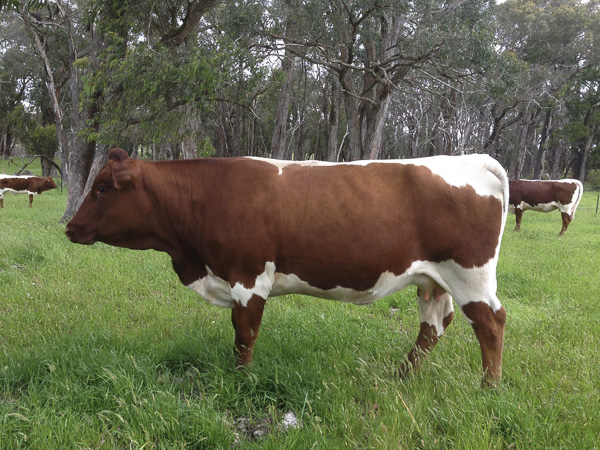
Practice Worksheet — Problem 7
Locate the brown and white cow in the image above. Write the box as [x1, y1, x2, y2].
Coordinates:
[66, 148, 509, 385]
[0, 175, 58, 208]
[508, 179, 583, 236]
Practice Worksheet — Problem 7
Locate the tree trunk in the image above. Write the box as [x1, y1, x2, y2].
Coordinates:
[364, 97, 390, 159]
[533, 109, 552, 179]
[271, 49, 296, 159]
[82, 144, 109, 196]
[512, 114, 536, 179]
[20, 8, 69, 191]
[343, 94, 363, 161]
[59, 1, 101, 222]
[576, 122, 597, 182]
[325, 77, 342, 162]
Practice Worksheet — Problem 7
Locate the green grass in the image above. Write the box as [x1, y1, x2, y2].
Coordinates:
[1, 187, 599, 448]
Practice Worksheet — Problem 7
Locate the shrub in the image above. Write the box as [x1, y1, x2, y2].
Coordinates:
[587, 169, 600, 190]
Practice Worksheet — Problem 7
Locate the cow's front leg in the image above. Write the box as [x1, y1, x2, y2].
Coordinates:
[0, 197, 3, 208]
[461, 301, 506, 387]
[231, 294, 267, 367]
[514, 208, 523, 231]
[399, 291, 454, 377]
[28, 194, 34, 208]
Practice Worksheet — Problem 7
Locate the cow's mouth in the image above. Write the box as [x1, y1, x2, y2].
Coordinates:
[65, 225, 96, 245]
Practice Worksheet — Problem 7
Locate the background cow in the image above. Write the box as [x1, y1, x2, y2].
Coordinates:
[0, 175, 58, 208]
[66, 148, 509, 386]
[508, 179, 583, 235]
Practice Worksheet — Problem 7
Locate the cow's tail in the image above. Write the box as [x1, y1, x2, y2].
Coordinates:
[570, 179, 584, 219]
[483, 155, 510, 233]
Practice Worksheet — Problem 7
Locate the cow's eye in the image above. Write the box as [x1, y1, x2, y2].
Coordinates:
[97, 186, 107, 194]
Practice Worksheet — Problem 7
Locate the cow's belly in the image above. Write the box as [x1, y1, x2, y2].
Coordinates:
[186, 260, 478, 308]
[268, 270, 415, 305]
[520, 201, 558, 213]
[0, 188, 36, 196]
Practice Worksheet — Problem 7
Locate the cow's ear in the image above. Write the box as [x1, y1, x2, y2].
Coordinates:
[108, 148, 129, 163]
[111, 161, 140, 190]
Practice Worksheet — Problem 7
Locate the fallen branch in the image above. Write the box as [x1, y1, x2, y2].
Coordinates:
[7, 155, 62, 176]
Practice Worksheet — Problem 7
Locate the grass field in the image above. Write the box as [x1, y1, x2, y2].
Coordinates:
[1, 163, 599, 448]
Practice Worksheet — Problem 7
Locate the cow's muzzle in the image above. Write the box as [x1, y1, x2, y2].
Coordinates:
[65, 224, 96, 245]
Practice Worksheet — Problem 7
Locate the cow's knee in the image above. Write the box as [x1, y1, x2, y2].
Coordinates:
[231, 295, 267, 367]
[400, 292, 454, 378]
[461, 301, 506, 387]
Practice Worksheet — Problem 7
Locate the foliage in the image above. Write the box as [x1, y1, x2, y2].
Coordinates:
[22, 124, 58, 158]
[586, 169, 600, 190]
[83, 41, 219, 145]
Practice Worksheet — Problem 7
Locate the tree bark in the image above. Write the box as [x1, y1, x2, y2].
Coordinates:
[576, 122, 597, 182]
[19, 8, 69, 190]
[325, 77, 342, 161]
[271, 49, 297, 159]
[533, 109, 552, 179]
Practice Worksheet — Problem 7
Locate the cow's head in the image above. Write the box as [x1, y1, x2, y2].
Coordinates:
[38, 177, 58, 193]
[65, 148, 158, 250]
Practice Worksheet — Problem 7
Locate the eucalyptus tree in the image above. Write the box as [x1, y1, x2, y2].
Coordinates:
[493, 0, 600, 179]
[263, 0, 497, 160]
[0, 45, 36, 157]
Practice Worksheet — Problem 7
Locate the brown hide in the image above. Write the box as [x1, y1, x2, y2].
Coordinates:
[66, 150, 502, 291]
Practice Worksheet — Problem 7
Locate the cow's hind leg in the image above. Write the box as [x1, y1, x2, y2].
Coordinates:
[28, 194, 34, 208]
[231, 294, 267, 367]
[559, 212, 571, 236]
[399, 291, 454, 378]
[461, 301, 506, 387]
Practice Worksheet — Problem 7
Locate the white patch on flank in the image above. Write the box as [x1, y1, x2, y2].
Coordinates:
[187, 258, 501, 316]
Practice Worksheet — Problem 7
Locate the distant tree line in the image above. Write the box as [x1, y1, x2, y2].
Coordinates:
[0, 0, 599, 220]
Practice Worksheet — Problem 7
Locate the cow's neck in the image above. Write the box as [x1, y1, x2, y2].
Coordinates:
[144, 159, 211, 284]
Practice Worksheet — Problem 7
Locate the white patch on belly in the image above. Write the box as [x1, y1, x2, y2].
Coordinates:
[418, 292, 454, 337]
[519, 201, 558, 213]
[187, 267, 234, 307]
[187, 258, 501, 313]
